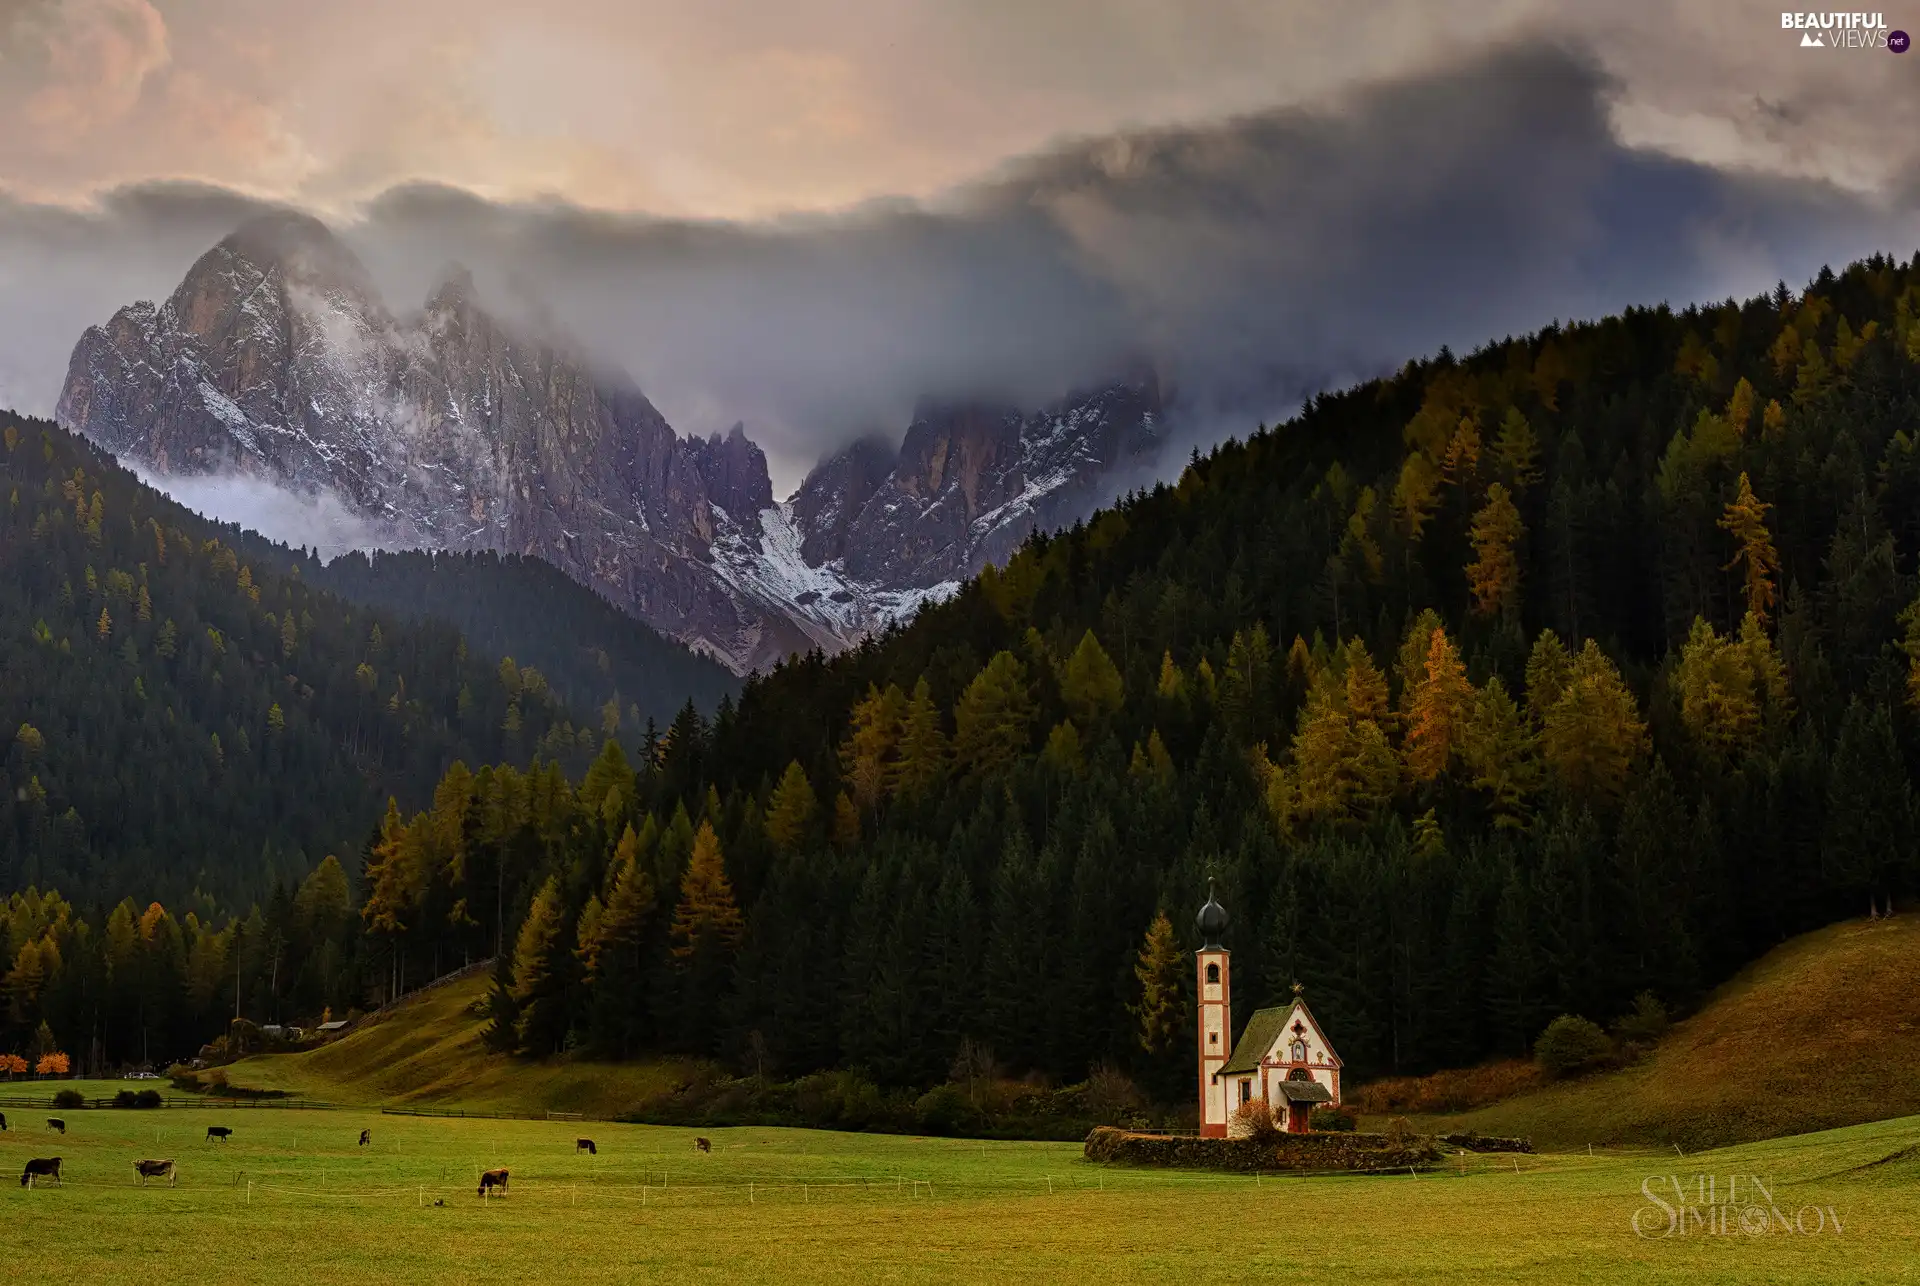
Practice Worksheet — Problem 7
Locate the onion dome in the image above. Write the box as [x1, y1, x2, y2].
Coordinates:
[1195, 879, 1229, 949]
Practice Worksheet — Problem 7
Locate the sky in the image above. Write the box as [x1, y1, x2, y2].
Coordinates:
[2, 0, 1919, 491]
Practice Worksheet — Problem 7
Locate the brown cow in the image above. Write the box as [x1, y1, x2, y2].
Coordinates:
[478, 1168, 510, 1197]
[20, 1157, 61, 1187]
[46, 1118, 65, 1134]
[694, 1137, 712, 1154]
[133, 1159, 176, 1187]
[575, 1138, 596, 1155]
[358, 1129, 371, 1147]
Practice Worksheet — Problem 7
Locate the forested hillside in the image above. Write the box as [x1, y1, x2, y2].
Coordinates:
[346, 254, 1920, 1099]
[307, 549, 738, 725]
[0, 413, 607, 908]
[16, 256, 1920, 1091]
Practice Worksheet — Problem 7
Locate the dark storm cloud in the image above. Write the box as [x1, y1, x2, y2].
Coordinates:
[1, 42, 1911, 490]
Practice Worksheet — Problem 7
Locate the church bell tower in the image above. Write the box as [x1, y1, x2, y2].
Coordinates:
[1195, 881, 1231, 1138]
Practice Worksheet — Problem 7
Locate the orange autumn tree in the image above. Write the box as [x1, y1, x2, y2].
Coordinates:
[1403, 627, 1475, 783]
[1718, 472, 1782, 628]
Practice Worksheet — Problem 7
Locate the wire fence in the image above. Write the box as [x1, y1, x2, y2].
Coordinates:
[0, 1095, 344, 1111]
[380, 1106, 606, 1123]
[13, 1155, 1581, 1209]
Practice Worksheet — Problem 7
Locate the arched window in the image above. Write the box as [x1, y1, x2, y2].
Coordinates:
[1287, 1067, 1313, 1082]
[1205, 962, 1220, 984]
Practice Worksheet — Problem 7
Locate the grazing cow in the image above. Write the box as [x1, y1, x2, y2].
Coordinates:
[694, 1137, 712, 1154]
[477, 1168, 510, 1197]
[206, 1126, 232, 1143]
[358, 1129, 371, 1147]
[575, 1138, 596, 1155]
[0, 1111, 7, 1130]
[20, 1158, 61, 1187]
[46, 1118, 65, 1134]
[133, 1159, 176, 1187]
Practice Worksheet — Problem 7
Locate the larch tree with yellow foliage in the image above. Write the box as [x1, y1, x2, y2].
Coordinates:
[667, 821, 745, 1052]
[1718, 472, 1781, 628]
[764, 760, 818, 854]
[1539, 639, 1649, 804]
[839, 683, 906, 812]
[1467, 483, 1524, 618]
[1402, 627, 1475, 783]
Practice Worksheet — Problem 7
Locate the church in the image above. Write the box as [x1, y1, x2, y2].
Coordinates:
[1194, 885, 1345, 1137]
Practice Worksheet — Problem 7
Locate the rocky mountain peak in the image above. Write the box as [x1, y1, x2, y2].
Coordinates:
[59, 217, 1171, 675]
[693, 423, 775, 528]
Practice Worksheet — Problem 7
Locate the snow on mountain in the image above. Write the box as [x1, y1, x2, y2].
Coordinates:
[57, 213, 1167, 675]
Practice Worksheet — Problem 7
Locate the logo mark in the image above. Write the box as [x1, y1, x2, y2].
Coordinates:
[1891, 28, 1911, 50]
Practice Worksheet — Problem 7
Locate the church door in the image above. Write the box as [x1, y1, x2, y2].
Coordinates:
[1287, 1100, 1311, 1133]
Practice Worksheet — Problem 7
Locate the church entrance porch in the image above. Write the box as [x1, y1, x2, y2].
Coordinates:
[1274, 1079, 1332, 1132]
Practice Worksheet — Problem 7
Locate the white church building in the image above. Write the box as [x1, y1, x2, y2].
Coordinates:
[1195, 884, 1344, 1137]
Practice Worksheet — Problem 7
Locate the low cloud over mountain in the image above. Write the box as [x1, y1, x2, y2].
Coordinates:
[4, 40, 1914, 493]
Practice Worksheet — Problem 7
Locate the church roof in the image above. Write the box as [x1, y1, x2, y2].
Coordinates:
[1219, 1006, 1291, 1076]
[1274, 1080, 1332, 1104]
[1217, 998, 1344, 1077]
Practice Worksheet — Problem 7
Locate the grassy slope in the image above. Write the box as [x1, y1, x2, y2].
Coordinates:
[6, 1103, 1918, 1283]
[226, 975, 692, 1118]
[244, 913, 1920, 1152]
[1403, 915, 1920, 1150]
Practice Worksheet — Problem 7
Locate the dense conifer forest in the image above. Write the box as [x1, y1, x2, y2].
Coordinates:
[426, 255, 1920, 1096]
[0, 414, 623, 910]
[11, 255, 1920, 1088]
[305, 550, 737, 727]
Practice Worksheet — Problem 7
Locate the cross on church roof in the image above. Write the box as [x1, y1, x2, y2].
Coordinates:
[1291, 981, 1304, 997]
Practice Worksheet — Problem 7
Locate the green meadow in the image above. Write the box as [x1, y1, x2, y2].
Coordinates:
[4, 1102, 1916, 1284]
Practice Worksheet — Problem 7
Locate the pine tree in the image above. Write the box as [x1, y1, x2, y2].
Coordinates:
[508, 876, 569, 1055]
[1718, 472, 1781, 628]
[764, 761, 818, 854]
[1899, 592, 1920, 711]
[831, 792, 861, 850]
[1822, 700, 1915, 910]
[1458, 676, 1541, 832]
[1130, 911, 1185, 1062]
[1467, 484, 1524, 618]
[839, 684, 906, 811]
[1042, 720, 1084, 775]
[1540, 640, 1648, 805]
[952, 651, 1035, 779]
[1059, 630, 1125, 726]
[585, 825, 656, 1057]
[1673, 614, 1791, 757]
[893, 677, 949, 801]
[1402, 627, 1474, 783]
[1493, 407, 1541, 494]
[667, 821, 744, 1051]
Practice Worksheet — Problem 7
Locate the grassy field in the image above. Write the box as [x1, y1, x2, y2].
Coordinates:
[226, 975, 691, 1116]
[4, 1102, 1917, 1283]
[1405, 915, 1920, 1151]
[1, 1078, 201, 1105]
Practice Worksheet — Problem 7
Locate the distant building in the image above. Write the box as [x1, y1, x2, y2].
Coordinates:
[1194, 884, 1344, 1137]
